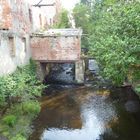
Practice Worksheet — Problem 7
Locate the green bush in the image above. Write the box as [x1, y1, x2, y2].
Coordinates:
[0, 60, 44, 139]
[0, 60, 45, 106]
[135, 86, 140, 94]
[52, 9, 71, 28]
[11, 134, 26, 140]
[3, 115, 17, 127]
[88, 1, 140, 85]
[0, 76, 16, 106]
[22, 101, 41, 116]
[74, 0, 140, 86]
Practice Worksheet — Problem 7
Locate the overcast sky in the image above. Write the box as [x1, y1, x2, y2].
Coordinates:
[61, 0, 80, 10]
[27, 0, 80, 10]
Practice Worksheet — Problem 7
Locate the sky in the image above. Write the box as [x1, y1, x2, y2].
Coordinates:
[27, 0, 80, 10]
[60, 0, 80, 10]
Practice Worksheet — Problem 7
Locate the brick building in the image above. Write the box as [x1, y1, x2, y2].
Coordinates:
[31, 29, 84, 83]
[0, 0, 32, 75]
[0, 0, 83, 82]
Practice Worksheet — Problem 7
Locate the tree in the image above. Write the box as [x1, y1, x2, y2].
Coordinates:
[53, 9, 71, 28]
[73, 0, 140, 85]
[81, 0, 92, 7]
[89, 0, 140, 85]
[73, 4, 92, 48]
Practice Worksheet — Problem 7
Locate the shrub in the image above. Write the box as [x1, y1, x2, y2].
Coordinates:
[88, 1, 140, 85]
[22, 101, 41, 116]
[135, 85, 140, 94]
[0, 60, 45, 106]
[74, 0, 140, 86]
[0, 76, 16, 106]
[0, 60, 44, 139]
[11, 134, 26, 140]
[3, 115, 17, 127]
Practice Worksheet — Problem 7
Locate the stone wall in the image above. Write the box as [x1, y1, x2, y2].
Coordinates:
[36, 61, 85, 84]
[75, 60, 85, 84]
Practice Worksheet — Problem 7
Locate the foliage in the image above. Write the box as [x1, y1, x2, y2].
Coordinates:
[135, 86, 140, 94]
[53, 9, 71, 28]
[11, 134, 26, 140]
[0, 60, 44, 139]
[81, 0, 92, 6]
[73, 0, 140, 85]
[3, 115, 17, 127]
[89, 0, 140, 85]
[73, 4, 92, 48]
[0, 103, 38, 139]
[0, 60, 45, 107]
[22, 101, 41, 116]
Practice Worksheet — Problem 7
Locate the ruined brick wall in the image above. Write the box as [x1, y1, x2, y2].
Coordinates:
[38, 0, 62, 27]
[11, 0, 32, 34]
[0, 0, 32, 34]
[32, 7, 48, 31]
[0, 0, 32, 76]
[0, 0, 12, 29]
[0, 32, 31, 76]
[53, 0, 62, 24]
[31, 36, 81, 61]
[31, 0, 62, 29]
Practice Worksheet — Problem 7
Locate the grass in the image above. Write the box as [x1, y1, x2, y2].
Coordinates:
[0, 101, 40, 140]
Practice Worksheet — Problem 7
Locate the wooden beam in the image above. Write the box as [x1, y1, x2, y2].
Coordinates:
[32, 3, 55, 7]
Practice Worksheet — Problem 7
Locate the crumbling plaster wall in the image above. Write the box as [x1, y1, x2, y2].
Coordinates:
[0, 33, 31, 76]
[0, 0, 32, 76]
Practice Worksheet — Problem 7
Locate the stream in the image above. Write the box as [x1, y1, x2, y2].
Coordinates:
[30, 86, 140, 140]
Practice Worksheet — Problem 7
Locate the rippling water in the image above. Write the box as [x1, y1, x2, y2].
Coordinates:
[30, 87, 140, 140]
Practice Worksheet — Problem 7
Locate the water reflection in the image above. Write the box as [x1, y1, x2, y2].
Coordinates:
[30, 87, 140, 140]
[41, 106, 106, 140]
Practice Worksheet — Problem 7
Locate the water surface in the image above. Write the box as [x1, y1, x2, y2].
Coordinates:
[30, 86, 140, 140]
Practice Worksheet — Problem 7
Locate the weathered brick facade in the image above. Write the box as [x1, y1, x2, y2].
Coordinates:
[0, 0, 32, 33]
[31, 29, 82, 62]
[0, 0, 32, 75]
[34, 0, 62, 27]
[0, 0, 12, 29]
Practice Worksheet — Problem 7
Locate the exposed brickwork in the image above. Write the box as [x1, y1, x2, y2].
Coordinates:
[31, 36, 81, 62]
[0, 0, 32, 34]
[0, 0, 12, 29]
[0, 0, 32, 76]
[53, 0, 62, 24]
[39, 0, 62, 27]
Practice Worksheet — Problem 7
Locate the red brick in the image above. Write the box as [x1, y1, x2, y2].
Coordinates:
[31, 35, 81, 62]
